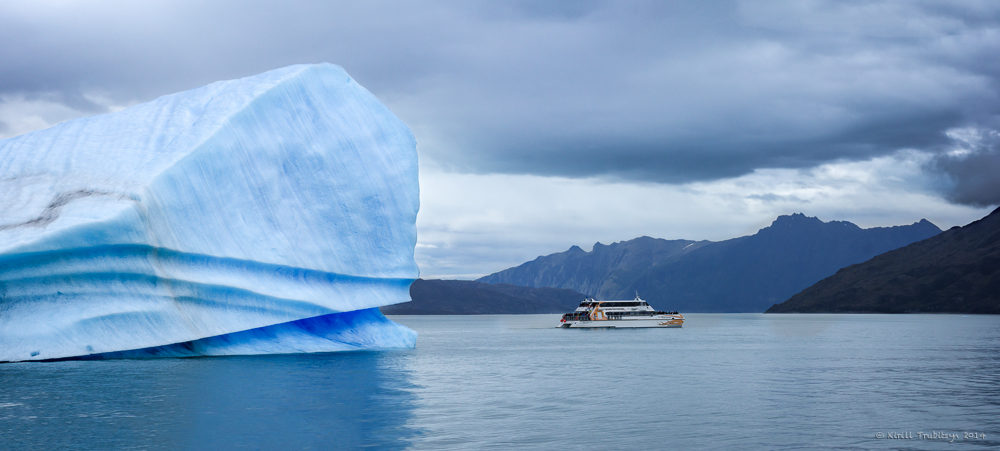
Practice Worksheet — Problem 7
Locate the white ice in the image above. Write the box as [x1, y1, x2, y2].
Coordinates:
[0, 64, 419, 362]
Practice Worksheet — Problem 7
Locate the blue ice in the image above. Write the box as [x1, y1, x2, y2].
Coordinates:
[0, 64, 419, 362]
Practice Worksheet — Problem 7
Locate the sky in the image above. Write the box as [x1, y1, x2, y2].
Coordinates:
[1, 0, 998, 278]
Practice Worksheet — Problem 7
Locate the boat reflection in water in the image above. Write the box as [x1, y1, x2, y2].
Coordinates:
[559, 293, 683, 328]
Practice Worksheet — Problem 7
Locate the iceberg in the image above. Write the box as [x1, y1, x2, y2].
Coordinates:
[0, 64, 419, 362]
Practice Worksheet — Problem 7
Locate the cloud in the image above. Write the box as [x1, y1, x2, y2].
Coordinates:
[415, 151, 991, 278]
[1, 0, 998, 261]
[2, 2, 998, 191]
[409, 3, 998, 167]
[929, 126, 1000, 206]
[0, 93, 128, 140]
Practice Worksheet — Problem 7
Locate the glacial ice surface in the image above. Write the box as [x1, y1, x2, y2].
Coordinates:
[61, 308, 418, 361]
[0, 64, 419, 362]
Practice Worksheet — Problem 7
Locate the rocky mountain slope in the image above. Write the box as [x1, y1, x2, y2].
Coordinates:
[478, 236, 709, 299]
[379, 279, 587, 315]
[479, 214, 942, 312]
[767, 207, 1000, 313]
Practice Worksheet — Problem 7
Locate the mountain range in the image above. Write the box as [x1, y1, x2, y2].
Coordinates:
[767, 207, 1000, 313]
[380, 279, 586, 315]
[478, 214, 942, 312]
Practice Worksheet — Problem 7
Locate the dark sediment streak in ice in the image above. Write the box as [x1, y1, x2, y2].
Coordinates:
[42, 308, 415, 361]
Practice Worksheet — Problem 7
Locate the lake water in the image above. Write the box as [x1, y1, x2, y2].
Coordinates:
[2, 314, 998, 450]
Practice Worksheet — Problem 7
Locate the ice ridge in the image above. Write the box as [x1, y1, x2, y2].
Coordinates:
[0, 64, 419, 362]
[48, 308, 417, 361]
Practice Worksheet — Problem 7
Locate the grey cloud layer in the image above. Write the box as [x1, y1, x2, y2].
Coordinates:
[1, 0, 998, 204]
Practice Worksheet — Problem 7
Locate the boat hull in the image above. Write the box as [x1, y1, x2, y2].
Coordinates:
[559, 317, 683, 328]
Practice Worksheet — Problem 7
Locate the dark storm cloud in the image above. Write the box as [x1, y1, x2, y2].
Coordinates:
[930, 126, 1000, 207]
[1, 0, 998, 204]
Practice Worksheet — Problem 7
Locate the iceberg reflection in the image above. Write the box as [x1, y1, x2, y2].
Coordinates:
[0, 351, 422, 450]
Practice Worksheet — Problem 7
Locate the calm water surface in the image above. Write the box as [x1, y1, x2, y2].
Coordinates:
[1, 314, 998, 450]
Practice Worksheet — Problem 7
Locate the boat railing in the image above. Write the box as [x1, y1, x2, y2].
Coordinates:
[562, 310, 681, 321]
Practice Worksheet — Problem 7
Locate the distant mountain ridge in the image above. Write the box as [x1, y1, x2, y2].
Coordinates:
[379, 279, 586, 315]
[767, 207, 1000, 314]
[478, 214, 942, 312]
[477, 236, 711, 300]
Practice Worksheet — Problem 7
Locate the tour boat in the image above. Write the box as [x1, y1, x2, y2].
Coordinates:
[558, 293, 683, 328]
